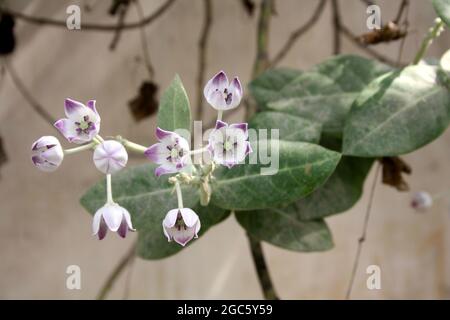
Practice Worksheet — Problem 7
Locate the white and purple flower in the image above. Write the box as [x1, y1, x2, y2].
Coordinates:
[144, 128, 191, 177]
[203, 71, 242, 110]
[31, 136, 64, 172]
[162, 208, 200, 246]
[93, 140, 128, 174]
[411, 191, 433, 211]
[92, 203, 135, 240]
[54, 98, 101, 144]
[208, 120, 252, 168]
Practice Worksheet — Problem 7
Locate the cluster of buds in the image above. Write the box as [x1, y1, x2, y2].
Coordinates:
[31, 71, 252, 247]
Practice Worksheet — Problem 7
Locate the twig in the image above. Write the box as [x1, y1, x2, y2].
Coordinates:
[246, 0, 272, 120]
[331, 0, 342, 55]
[122, 246, 137, 299]
[97, 241, 137, 300]
[394, 0, 409, 24]
[0, 0, 176, 32]
[247, 234, 279, 300]
[3, 59, 56, 126]
[195, 0, 213, 122]
[109, 3, 129, 50]
[339, 24, 401, 66]
[134, 0, 155, 79]
[396, 1, 410, 66]
[345, 162, 381, 300]
[270, 0, 326, 67]
[251, 0, 272, 79]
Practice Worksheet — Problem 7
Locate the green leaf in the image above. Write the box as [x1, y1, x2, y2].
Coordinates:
[249, 111, 322, 143]
[157, 74, 191, 133]
[265, 55, 391, 137]
[210, 140, 341, 210]
[248, 68, 303, 108]
[235, 206, 333, 252]
[343, 65, 450, 157]
[80, 164, 229, 260]
[433, 0, 450, 26]
[296, 156, 373, 220]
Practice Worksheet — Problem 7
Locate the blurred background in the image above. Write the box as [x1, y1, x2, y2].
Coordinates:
[1, 0, 450, 299]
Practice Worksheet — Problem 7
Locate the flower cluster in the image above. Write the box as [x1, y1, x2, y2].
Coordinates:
[31, 71, 251, 247]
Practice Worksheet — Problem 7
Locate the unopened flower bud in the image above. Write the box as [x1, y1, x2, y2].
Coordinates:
[31, 136, 64, 172]
[93, 140, 128, 174]
[411, 191, 433, 211]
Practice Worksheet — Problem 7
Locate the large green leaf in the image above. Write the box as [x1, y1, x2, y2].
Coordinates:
[80, 164, 229, 260]
[248, 68, 303, 108]
[296, 156, 373, 220]
[235, 206, 333, 252]
[249, 111, 322, 143]
[157, 74, 191, 132]
[433, 0, 450, 26]
[211, 140, 341, 210]
[343, 65, 450, 157]
[265, 55, 391, 137]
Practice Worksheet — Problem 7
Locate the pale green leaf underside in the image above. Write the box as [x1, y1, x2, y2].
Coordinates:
[157, 74, 192, 132]
[211, 140, 341, 210]
[433, 0, 450, 26]
[80, 164, 229, 259]
[248, 68, 303, 108]
[236, 206, 333, 252]
[249, 111, 322, 143]
[262, 55, 391, 137]
[343, 65, 450, 157]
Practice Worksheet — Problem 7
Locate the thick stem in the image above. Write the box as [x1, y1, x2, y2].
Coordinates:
[247, 234, 279, 300]
[246, 0, 272, 120]
[106, 174, 113, 204]
[175, 181, 184, 209]
[120, 138, 147, 154]
[64, 142, 97, 155]
[412, 18, 445, 65]
[195, 0, 213, 122]
[96, 241, 137, 300]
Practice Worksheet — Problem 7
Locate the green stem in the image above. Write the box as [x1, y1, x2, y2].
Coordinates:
[64, 141, 97, 155]
[412, 18, 445, 65]
[118, 137, 147, 154]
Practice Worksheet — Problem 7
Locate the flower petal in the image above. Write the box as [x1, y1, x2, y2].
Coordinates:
[117, 218, 128, 238]
[204, 70, 228, 97]
[229, 77, 243, 99]
[122, 207, 135, 231]
[86, 100, 100, 117]
[180, 208, 199, 228]
[97, 218, 108, 240]
[155, 164, 177, 177]
[155, 127, 173, 140]
[215, 120, 228, 130]
[172, 228, 196, 247]
[163, 209, 179, 228]
[101, 205, 123, 232]
[64, 98, 86, 119]
[54, 118, 88, 144]
[92, 210, 103, 235]
[144, 143, 167, 163]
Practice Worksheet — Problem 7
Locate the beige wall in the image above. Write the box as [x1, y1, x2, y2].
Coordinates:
[1, 0, 450, 299]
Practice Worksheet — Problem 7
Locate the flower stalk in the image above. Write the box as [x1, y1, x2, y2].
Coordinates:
[412, 18, 445, 65]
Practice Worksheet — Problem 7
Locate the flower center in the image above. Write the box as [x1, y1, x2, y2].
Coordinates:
[75, 115, 95, 135]
[166, 143, 185, 163]
[175, 212, 187, 231]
